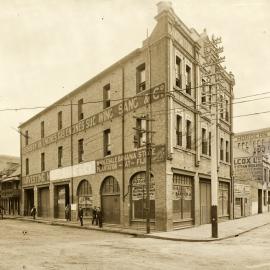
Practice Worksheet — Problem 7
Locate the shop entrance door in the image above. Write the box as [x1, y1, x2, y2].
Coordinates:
[38, 187, 50, 218]
[24, 189, 34, 216]
[55, 185, 70, 219]
[101, 177, 120, 224]
[200, 181, 211, 224]
[258, 189, 262, 214]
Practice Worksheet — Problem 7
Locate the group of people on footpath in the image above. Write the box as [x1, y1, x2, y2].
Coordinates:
[77, 206, 103, 228]
[29, 204, 103, 228]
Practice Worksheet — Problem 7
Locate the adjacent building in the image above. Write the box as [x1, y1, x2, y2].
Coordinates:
[0, 156, 21, 215]
[19, 2, 235, 231]
[234, 128, 270, 218]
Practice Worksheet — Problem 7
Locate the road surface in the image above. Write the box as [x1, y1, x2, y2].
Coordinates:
[0, 219, 270, 270]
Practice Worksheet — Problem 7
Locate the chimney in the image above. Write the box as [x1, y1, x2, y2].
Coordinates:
[157, 1, 173, 14]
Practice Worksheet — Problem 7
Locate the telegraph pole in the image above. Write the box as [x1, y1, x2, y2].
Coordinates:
[133, 114, 154, 234]
[203, 35, 226, 238]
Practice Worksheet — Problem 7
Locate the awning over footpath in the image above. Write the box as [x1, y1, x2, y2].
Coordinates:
[0, 166, 20, 183]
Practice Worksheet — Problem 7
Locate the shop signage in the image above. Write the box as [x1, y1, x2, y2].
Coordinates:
[22, 83, 165, 154]
[0, 189, 20, 198]
[132, 177, 155, 201]
[234, 183, 251, 196]
[96, 144, 166, 173]
[50, 161, 96, 181]
[234, 156, 263, 181]
[172, 186, 192, 200]
[22, 171, 50, 186]
[78, 196, 93, 207]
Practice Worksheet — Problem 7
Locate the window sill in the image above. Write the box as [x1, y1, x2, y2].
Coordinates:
[173, 218, 193, 223]
[174, 146, 196, 155]
[220, 161, 231, 166]
[201, 154, 211, 160]
[173, 86, 195, 103]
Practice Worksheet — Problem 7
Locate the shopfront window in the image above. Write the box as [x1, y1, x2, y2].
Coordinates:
[130, 172, 155, 220]
[172, 174, 193, 221]
[77, 180, 92, 217]
[218, 182, 229, 217]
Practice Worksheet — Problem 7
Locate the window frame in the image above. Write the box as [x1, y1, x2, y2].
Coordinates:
[136, 63, 146, 93]
[104, 129, 111, 156]
[78, 139, 84, 163]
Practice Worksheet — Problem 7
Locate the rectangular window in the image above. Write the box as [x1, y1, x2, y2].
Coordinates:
[264, 168, 267, 182]
[136, 119, 146, 148]
[172, 174, 193, 221]
[175, 56, 182, 88]
[25, 158, 29, 175]
[104, 129, 111, 156]
[103, 84, 111, 109]
[41, 152, 45, 172]
[41, 121, 45, 138]
[78, 139, 84, 163]
[225, 99, 229, 121]
[226, 141, 229, 162]
[220, 95, 224, 119]
[176, 115, 182, 146]
[78, 98, 84, 121]
[185, 65, 191, 95]
[209, 132, 211, 156]
[25, 130, 29, 146]
[220, 138, 224, 161]
[201, 79, 206, 104]
[202, 128, 208, 155]
[186, 120, 192, 149]
[58, 146, 63, 168]
[264, 190, 267, 206]
[58, 111, 63, 130]
[136, 63, 146, 93]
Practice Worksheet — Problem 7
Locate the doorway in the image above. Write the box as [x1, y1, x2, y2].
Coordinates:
[24, 189, 34, 216]
[258, 189, 262, 214]
[101, 176, 120, 224]
[200, 181, 211, 224]
[55, 184, 70, 219]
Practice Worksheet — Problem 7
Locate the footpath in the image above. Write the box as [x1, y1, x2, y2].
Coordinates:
[3, 212, 270, 242]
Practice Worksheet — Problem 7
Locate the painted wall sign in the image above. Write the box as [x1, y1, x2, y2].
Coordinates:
[22, 83, 165, 154]
[234, 156, 263, 181]
[22, 171, 50, 186]
[96, 144, 166, 173]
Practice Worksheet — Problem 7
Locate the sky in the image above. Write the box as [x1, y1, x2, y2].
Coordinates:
[0, 0, 270, 156]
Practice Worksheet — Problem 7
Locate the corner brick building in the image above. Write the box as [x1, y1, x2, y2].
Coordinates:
[19, 2, 234, 231]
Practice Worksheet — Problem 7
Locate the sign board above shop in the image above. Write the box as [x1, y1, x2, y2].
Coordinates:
[96, 145, 166, 173]
[22, 83, 165, 154]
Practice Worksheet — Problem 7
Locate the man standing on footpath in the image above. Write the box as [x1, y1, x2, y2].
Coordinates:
[97, 207, 103, 228]
[78, 207, 84, 226]
[92, 206, 97, 225]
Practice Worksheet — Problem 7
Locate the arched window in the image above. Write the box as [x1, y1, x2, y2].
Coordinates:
[77, 180, 92, 217]
[130, 172, 155, 220]
[101, 176, 120, 195]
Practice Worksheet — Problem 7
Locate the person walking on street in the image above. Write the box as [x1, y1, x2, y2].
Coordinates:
[97, 207, 103, 228]
[78, 207, 83, 226]
[31, 206, 36, 220]
[92, 206, 97, 225]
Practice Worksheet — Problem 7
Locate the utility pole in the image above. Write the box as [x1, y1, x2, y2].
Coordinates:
[133, 114, 154, 234]
[203, 35, 226, 238]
